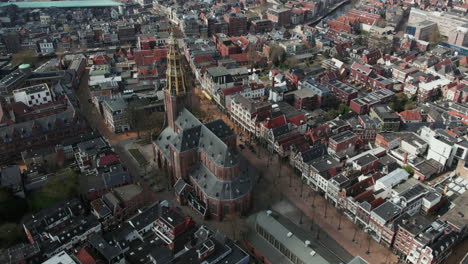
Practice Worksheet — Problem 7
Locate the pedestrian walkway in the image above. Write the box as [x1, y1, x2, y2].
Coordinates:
[241, 143, 399, 264]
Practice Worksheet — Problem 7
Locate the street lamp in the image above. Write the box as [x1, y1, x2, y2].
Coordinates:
[352, 227, 357, 243]
[337, 209, 343, 230]
[364, 228, 371, 255]
[324, 201, 328, 219]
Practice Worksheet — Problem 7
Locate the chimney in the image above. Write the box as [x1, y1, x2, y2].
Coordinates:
[305, 240, 311, 247]
[403, 152, 408, 164]
[272, 76, 275, 88]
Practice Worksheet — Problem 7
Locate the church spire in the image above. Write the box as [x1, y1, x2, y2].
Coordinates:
[166, 32, 186, 96]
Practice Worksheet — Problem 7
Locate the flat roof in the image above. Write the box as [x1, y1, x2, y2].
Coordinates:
[0, 0, 123, 8]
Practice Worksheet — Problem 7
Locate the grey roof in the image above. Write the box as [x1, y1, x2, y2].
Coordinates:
[354, 153, 378, 166]
[372, 201, 402, 222]
[104, 97, 128, 112]
[0, 165, 22, 189]
[301, 144, 327, 163]
[399, 183, 428, 202]
[175, 108, 202, 130]
[206, 66, 230, 78]
[253, 211, 331, 264]
[99, 164, 131, 189]
[190, 160, 253, 201]
[0, 106, 76, 139]
[76, 137, 108, 155]
[308, 155, 340, 174]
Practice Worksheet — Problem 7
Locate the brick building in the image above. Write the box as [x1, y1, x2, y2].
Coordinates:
[224, 13, 247, 36]
[154, 34, 253, 221]
[267, 5, 292, 27]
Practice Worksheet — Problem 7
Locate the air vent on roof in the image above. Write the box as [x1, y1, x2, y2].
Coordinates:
[287, 232, 293, 238]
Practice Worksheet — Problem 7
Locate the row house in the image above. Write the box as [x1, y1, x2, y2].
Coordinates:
[273, 130, 309, 158]
[347, 153, 380, 175]
[392, 63, 419, 83]
[43, 216, 102, 258]
[368, 200, 403, 247]
[201, 66, 236, 99]
[369, 105, 400, 132]
[338, 174, 383, 224]
[350, 88, 395, 114]
[303, 155, 341, 194]
[391, 183, 429, 216]
[229, 94, 272, 136]
[350, 62, 373, 86]
[328, 130, 359, 160]
[326, 174, 351, 206]
[289, 144, 327, 176]
[305, 124, 332, 145]
[393, 214, 432, 258]
[321, 79, 358, 104]
[298, 78, 332, 106]
[406, 220, 459, 264]
[346, 115, 378, 144]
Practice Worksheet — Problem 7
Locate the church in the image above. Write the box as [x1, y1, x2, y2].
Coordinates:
[153, 33, 253, 221]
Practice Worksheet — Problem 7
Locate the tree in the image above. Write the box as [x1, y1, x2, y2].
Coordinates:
[127, 105, 145, 138]
[402, 165, 414, 175]
[0, 223, 26, 248]
[269, 44, 286, 67]
[324, 110, 339, 121]
[429, 29, 442, 44]
[229, 215, 248, 241]
[11, 50, 38, 66]
[0, 188, 28, 222]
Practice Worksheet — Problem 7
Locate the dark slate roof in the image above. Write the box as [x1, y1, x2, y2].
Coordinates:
[204, 119, 234, 139]
[128, 202, 161, 232]
[431, 231, 460, 257]
[99, 164, 131, 189]
[155, 108, 239, 168]
[174, 178, 189, 195]
[308, 155, 340, 173]
[175, 108, 202, 130]
[156, 127, 178, 159]
[190, 160, 253, 201]
[272, 124, 290, 138]
[301, 144, 327, 164]
[89, 234, 123, 261]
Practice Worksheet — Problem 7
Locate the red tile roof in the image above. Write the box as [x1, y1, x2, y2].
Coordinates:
[263, 115, 287, 129]
[75, 248, 96, 264]
[399, 109, 422, 121]
[99, 154, 119, 167]
[287, 113, 306, 126]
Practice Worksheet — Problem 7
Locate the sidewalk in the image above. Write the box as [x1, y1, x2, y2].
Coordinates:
[241, 142, 399, 264]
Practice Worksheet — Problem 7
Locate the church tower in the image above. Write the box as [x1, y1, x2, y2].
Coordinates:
[164, 32, 190, 130]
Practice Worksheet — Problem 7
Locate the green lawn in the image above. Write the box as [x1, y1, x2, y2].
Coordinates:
[28, 168, 79, 211]
[129, 148, 149, 166]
